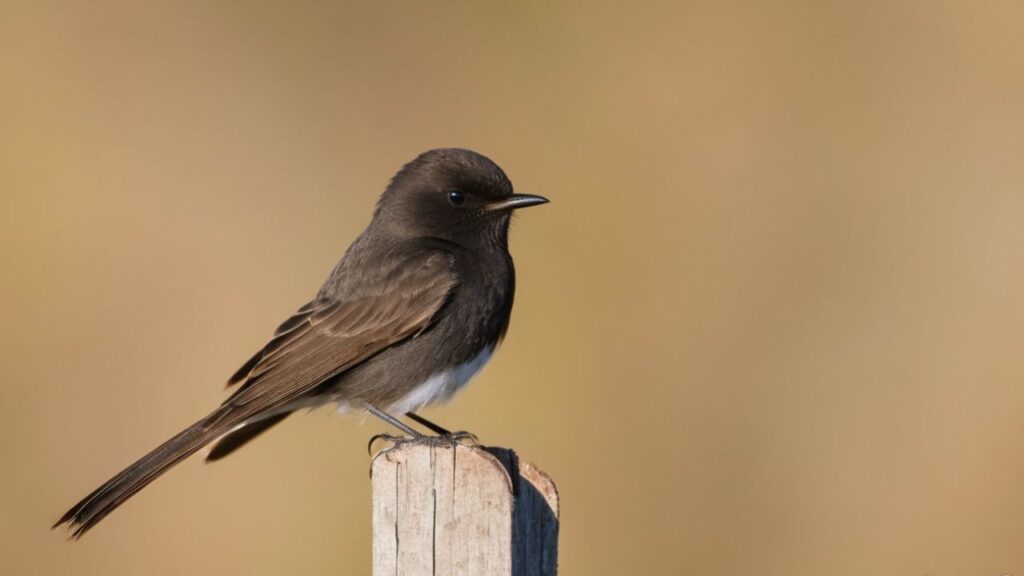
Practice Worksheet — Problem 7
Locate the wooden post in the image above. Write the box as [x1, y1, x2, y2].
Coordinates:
[371, 439, 559, 576]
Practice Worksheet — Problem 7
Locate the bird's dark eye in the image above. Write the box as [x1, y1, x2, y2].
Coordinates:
[447, 190, 466, 207]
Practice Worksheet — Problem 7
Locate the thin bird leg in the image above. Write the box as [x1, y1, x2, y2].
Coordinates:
[405, 412, 451, 435]
[406, 412, 479, 444]
[365, 404, 423, 438]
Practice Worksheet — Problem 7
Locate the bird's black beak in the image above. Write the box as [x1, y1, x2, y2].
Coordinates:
[484, 194, 550, 212]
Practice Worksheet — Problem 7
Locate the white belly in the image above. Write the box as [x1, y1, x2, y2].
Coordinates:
[387, 346, 494, 413]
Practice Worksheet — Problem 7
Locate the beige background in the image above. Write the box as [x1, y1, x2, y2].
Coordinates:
[3, 1, 1024, 574]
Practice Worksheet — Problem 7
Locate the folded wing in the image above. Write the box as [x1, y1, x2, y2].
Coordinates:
[55, 248, 456, 537]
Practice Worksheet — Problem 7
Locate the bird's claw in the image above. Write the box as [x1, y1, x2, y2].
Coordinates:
[443, 430, 480, 446]
[367, 432, 412, 454]
[367, 430, 479, 455]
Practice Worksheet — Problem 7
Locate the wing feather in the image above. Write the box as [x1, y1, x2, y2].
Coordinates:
[220, 249, 456, 420]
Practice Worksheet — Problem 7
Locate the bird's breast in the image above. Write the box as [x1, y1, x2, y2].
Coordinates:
[387, 345, 495, 413]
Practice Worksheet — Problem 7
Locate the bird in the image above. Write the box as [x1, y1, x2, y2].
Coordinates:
[54, 148, 548, 538]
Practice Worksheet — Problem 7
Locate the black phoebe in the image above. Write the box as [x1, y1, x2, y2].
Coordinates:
[54, 148, 547, 538]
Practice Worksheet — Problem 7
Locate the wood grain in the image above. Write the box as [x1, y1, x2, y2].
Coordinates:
[371, 440, 558, 575]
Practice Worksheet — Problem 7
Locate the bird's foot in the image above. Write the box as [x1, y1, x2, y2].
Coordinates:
[367, 432, 417, 454]
[441, 430, 480, 446]
[367, 430, 481, 454]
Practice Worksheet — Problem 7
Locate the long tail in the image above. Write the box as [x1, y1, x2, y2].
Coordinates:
[206, 412, 290, 462]
[53, 410, 233, 538]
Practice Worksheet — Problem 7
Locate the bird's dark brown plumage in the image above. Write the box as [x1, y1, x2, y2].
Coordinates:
[55, 249, 455, 537]
[53, 148, 547, 538]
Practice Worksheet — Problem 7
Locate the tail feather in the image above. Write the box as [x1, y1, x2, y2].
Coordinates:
[206, 412, 290, 462]
[54, 413, 227, 538]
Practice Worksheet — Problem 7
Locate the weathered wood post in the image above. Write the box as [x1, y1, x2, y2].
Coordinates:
[371, 439, 559, 575]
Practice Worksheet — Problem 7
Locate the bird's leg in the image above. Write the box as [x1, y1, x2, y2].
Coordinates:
[366, 401, 421, 440]
[365, 404, 423, 437]
[365, 404, 426, 453]
[406, 412, 479, 445]
[364, 406, 479, 454]
[405, 412, 450, 435]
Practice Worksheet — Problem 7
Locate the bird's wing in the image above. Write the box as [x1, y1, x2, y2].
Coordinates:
[226, 301, 318, 386]
[52, 250, 456, 538]
[216, 248, 456, 424]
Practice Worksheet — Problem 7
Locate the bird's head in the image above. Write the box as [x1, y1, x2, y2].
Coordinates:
[372, 148, 547, 247]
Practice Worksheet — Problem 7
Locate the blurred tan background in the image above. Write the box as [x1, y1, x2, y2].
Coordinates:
[3, 1, 1024, 574]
